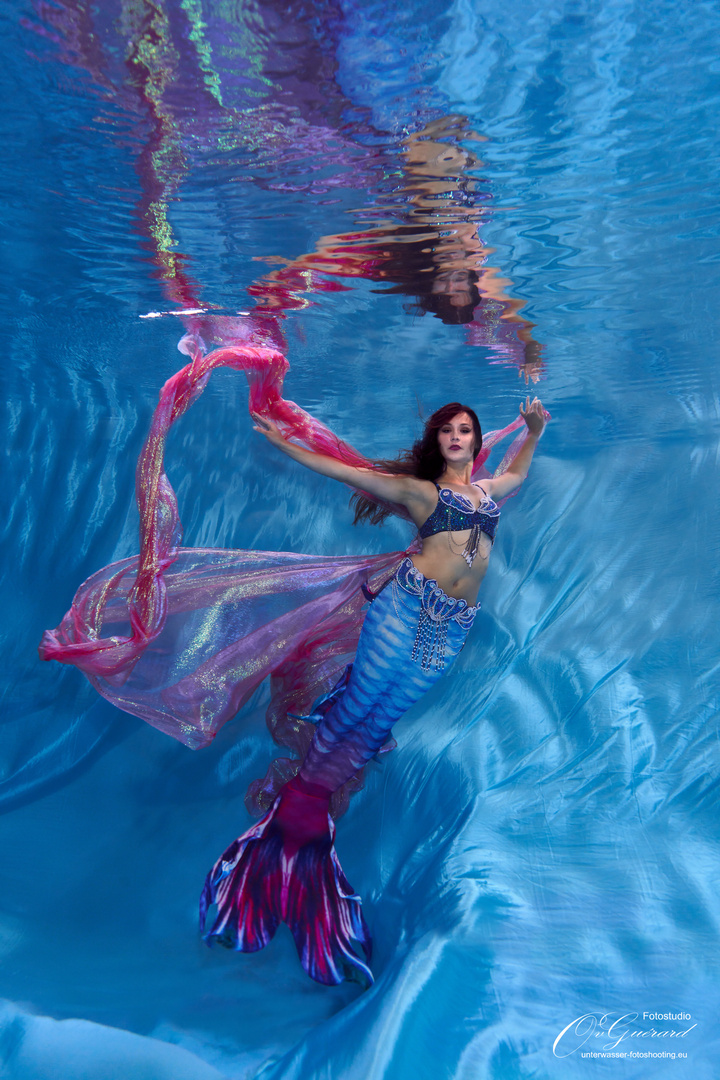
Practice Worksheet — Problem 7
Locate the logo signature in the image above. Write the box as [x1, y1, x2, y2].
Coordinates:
[553, 1012, 697, 1058]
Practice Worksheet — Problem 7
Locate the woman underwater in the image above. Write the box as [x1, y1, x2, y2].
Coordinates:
[40, 333, 547, 988]
[199, 394, 547, 986]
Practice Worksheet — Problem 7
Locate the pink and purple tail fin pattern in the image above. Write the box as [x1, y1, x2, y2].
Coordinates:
[200, 782, 373, 986]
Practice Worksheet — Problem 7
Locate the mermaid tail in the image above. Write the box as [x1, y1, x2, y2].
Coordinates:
[200, 776, 373, 986]
[201, 565, 477, 985]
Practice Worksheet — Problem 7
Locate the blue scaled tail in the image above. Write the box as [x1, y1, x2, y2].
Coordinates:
[199, 776, 373, 986]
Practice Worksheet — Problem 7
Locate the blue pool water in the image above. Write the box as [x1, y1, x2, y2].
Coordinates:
[1, 0, 719, 1077]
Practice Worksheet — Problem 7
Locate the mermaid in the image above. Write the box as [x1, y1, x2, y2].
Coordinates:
[40, 331, 547, 987]
[199, 392, 546, 986]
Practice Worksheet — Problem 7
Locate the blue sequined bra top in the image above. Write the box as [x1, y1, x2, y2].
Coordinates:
[418, 484, 500, 544]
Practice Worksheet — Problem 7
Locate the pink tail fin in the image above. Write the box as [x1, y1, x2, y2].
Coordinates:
[200, 787, 373, 986]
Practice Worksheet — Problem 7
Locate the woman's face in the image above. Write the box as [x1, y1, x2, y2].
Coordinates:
[437, 412, 476, 465]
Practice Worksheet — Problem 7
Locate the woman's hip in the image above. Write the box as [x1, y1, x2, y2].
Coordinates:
[358, 557, 478, 676]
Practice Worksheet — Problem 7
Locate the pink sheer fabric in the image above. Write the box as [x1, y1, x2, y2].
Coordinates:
[39, 329, 534, 814]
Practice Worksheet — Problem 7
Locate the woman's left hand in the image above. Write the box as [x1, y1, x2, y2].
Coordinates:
[519, 396, 546, 436]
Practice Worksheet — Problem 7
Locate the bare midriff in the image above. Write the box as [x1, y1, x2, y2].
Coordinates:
[409, 530, 493, 606]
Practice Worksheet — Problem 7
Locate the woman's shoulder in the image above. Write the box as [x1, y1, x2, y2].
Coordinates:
[399, 475, 440, 515]
[406, 475, 440, 498]
[351, 470, 437, 513]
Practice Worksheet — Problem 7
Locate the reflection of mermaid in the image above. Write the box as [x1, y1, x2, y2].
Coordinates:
[28, 4, 543, 381]
[198, 395, 547, 985]
[251, 117, 545, 380]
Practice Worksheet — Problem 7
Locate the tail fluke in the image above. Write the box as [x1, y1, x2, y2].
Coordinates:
[200, 777, 373, 986]
[282, 829, 372, 986]
[199, 814, 283, 953]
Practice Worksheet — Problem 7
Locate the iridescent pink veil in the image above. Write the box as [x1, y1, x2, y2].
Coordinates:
[39, 327, 531, 814]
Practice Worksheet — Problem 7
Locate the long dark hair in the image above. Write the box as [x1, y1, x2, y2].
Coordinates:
[351, 402, 483, 526]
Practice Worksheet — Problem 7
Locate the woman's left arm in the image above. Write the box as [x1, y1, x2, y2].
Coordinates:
[483, 396, 547, 500]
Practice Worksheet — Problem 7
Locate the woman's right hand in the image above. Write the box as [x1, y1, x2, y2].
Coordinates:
[251, 412, 286, 447]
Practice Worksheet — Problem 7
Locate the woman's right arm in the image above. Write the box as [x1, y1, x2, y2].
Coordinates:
[252, 414, 425, 509]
